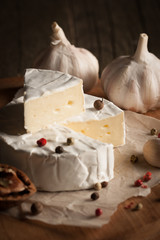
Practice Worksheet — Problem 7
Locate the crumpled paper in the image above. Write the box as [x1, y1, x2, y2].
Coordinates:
[4, 111, 160, 227]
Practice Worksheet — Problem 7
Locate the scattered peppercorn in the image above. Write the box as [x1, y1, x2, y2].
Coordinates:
[143, 175, 151, 182]
[134, 172, 152, 188]
[67, 137, 74, 145]
[134, 179, 143, 187]
[132, 203, 143, 211]
[37, 138, 47, 147]
[124, 202, 134, 209]
[101, 181, 108, 188]
[150, 128, 157, 135]
[31, 202, 43, 215]
[95, 208, 103, 216]
[143, 171, 152, 182]
[130, 155, 138, 163]
[94, 99, 104, 110]
[55, 146, 64, 154]
[94, 182, 102, 191]
[146, 171, 152, 177]
[91, 192, 99, 200]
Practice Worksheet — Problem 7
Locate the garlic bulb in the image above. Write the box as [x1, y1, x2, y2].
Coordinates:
[101, 33, 160, 113]
[143, 138, 160, 168]
[33, 22, 99, 92]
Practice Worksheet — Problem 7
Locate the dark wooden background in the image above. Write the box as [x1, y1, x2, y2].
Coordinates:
[1, 0, 160, 79]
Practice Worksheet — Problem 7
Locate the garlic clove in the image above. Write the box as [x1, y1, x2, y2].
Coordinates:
[101, 33, 160, 113]
[143, 138, 160, 168]
[33, 22, 99, 92]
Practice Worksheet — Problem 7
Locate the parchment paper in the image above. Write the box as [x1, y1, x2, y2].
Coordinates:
[4, 111, 160, 227]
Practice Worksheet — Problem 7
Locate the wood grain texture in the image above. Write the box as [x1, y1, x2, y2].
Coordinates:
[0, 77, 160, 240]
[0, 0, 160, 78]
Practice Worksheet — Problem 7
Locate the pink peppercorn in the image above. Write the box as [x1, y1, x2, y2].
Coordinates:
[158, 133, 160, 138]
[143, 175, 151, 182]
[95, 208, 103, 216]
[124, 202, 134, 209]
[37, 138, 47, 147]
[146, 171, 152, 177]
[143, 172, 152, 182]
[134, 179, 143, 187]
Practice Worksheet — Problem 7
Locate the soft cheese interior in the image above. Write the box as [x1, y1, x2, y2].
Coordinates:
[24, 69, 85, 133]
[63, 95, 125, 147]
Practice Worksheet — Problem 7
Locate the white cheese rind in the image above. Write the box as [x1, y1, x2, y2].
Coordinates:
[64, 94, 123, 122]
[0, 96, 114, 192]
[24, 69, 84, 102]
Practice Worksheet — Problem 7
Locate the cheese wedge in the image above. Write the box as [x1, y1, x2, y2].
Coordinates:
[24, 69, 85, 133]
[63, 94, 125, 147]
[0, 95, 114, 192]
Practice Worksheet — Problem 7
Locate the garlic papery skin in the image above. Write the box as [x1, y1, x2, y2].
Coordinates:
[33, 22, 99, 93]
[143, 138, 160, 168]
[101, 33, 160, 113]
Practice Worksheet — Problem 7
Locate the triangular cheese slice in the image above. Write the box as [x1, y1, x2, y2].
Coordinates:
[24, 69, 85, 133]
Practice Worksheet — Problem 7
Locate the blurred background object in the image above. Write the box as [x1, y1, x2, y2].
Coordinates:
[0, 0, 160, 78]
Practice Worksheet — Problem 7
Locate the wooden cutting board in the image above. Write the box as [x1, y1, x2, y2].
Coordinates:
[0, 77, 160, 240]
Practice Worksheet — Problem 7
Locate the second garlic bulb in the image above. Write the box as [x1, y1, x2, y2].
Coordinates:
[34, 22, 99, 92]
[101, 33, 160, 113]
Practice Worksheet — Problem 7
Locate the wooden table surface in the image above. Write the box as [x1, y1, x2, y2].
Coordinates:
[0, 77, 160, 240]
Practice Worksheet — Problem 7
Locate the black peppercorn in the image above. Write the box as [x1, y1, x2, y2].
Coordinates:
[55, 146, 64, 154]
[91, 192, 99, 200]
[31, 202, 43, 215]
[101, 181, 108, 188]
